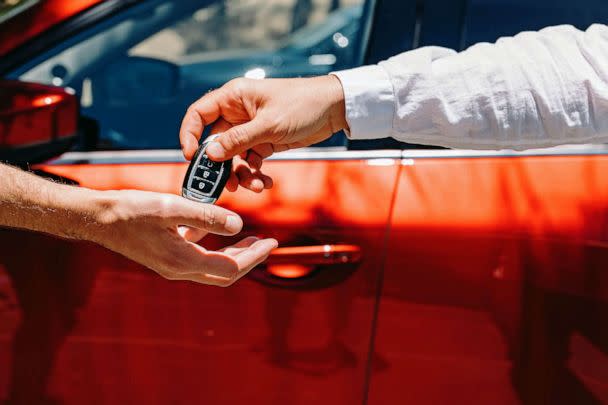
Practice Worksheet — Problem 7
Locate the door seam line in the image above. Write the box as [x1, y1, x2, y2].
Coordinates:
[362, 162, 403, 405]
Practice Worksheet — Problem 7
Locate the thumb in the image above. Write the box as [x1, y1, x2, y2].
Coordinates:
[171, 199, 243, 236]
[206, 118, 271, 161]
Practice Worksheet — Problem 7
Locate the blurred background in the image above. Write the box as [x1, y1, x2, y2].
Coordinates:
[6, 0, 364, 150]
[4, 0, 607, 151]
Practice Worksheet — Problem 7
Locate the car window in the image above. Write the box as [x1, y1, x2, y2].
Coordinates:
[463, 0, 608, 48]
[17, 0, 366, 150]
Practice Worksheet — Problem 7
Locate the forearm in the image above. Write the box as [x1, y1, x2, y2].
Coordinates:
[334, 24, 608, 150]
[0, 164, 109, 241]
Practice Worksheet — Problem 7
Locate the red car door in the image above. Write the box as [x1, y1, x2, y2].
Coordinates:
[0, 150, 397, 405]
[368, 148, 608, 405]
[0, 0, 399, 404]
[361, 0, 608, 403]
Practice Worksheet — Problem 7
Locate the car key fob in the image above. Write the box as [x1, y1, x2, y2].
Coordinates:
[182, 134, 232, 204]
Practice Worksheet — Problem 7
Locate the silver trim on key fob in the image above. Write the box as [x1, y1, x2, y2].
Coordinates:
[182, 135, 228, 204]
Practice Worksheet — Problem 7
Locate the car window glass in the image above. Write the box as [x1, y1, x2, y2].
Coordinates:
[18, 0, 365, 150]
[131, 1, 362, 67]
[463, 0, 608, 48]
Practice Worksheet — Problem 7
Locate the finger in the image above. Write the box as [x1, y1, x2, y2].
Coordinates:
[260, 173, 273, 189]
[234, 238, 278, 273]
[273, 144, 290, 153]
[206, 118, 271, 161]
[179, 89, 224, 160]
[230, 155, 271, 192]
[218, 238, 277, 285]
[252, 143, 275, 159]
[171, 241, 240, 284]
[172, 199, 243, 235]
[235, 164, 265, 193]
[245, 150, 263, 170]
[173, 238, 277, 286]
[225, 155, 247, 192]
[230, 252, 271, 285]
[220, 236, 260, 255]
[209, 117, 233, 135]
[225, 172, 239, 192]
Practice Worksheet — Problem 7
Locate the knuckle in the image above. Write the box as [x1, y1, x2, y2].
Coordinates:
[157, 195, 176, 218]
[224, 128, 245, 148]
[186, 107, 199, 122]
[202, 206, 217, 229]
[226, 77, 248, 94]
[185, 104, 203, 122]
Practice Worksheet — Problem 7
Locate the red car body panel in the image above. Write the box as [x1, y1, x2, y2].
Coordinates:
[369, 155, 608, 404]
[0, 159, 399, 404]
[0, 0, 102, 57]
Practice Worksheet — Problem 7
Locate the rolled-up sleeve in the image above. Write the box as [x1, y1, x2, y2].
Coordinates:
[332, 24, 608, 150]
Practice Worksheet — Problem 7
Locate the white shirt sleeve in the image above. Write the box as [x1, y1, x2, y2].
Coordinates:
[331, 24, 608, 150]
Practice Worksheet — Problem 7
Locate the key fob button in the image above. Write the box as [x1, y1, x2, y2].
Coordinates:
[200, 154, 222, 171]
[191, 178, 214, 194]
[195, 168, 218, 183]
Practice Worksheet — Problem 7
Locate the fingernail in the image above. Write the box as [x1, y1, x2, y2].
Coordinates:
[252, 178, 264, 191]
[207, 142, 226, 160]
[225, 215, 243, 233]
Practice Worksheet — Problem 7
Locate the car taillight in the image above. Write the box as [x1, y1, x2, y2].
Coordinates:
[0, 80, 78, 147]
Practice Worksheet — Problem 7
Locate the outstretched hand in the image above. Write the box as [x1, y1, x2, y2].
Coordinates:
[93, 189, 277, 286]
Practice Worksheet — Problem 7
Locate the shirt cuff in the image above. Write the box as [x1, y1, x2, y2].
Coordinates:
[330, 65, 395, 140]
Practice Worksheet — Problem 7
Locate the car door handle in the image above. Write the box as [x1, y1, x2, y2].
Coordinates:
[266, 244, 362, 266]
[251, 244, 363, 289]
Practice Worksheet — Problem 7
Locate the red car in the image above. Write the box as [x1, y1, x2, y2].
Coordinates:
[2, 0, 608, 404]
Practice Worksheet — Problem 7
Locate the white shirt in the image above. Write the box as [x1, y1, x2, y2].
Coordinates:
[332, 24, 608, 150]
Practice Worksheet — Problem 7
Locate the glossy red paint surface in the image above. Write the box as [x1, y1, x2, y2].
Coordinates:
[1, 150, 608, 404]
[0, 0, 103, 57]
[0, 159, 399, 404]
[0, 81, 78, 146]
[368, 155, 608, 405]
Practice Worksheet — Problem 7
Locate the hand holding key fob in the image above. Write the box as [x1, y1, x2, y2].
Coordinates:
[182, 135, 232, 204]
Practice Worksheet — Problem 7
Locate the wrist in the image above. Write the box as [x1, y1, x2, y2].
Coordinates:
[55, 186, 119, 243]
[325, 74, 349, 133]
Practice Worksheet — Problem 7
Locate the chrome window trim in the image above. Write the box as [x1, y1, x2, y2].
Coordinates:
[400, 144, 608, 159]
[44, 144, 608, 165]
[45, 147, 400, 165]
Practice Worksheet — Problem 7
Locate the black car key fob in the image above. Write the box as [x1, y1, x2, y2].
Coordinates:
[182, 135, 232, 204]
